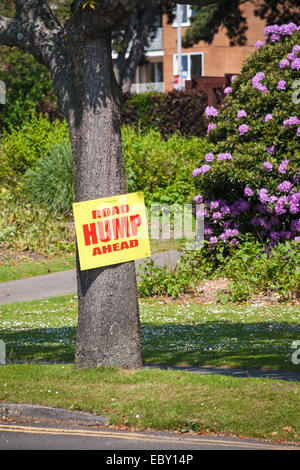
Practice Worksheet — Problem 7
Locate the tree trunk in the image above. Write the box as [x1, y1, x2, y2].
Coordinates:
[68, 33, 143, 369]
[120, 7, 157, 94]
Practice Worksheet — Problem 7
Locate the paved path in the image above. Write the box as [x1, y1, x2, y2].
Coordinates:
[0, 251, 180, 305]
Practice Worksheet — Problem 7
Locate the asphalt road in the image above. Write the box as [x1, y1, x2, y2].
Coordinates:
[0, 420, 299, 451]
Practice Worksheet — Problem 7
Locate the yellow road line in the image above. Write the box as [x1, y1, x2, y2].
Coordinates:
[0, 424, 297, 450]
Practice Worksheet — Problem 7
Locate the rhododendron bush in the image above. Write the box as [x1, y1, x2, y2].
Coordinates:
[193, 24, 300, 248]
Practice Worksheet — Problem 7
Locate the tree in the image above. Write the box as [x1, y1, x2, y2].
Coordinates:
[0, 1, 171, 113]
[113, 4, 176, 93]
[113, 7, 160, 93]
[182, 0, 300, 48]
[0, 0, 215, 369]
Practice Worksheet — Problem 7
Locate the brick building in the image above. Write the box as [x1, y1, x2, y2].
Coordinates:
[130, 2, 266, 93]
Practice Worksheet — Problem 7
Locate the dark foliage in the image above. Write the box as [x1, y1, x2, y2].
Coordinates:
[122, 90, 208, 138]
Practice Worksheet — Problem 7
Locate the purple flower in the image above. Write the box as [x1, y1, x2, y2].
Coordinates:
[207, 123, 217, 133]
[292, 45, 300, 53]
[239, 124, 249, 135]
[217, 152, 232, 161]
[270, 33, 280, 42]
[224, 87, 232, 95]
[265, 23, 298, 40]
[251, 72, 268, 92]
[264, 114, 273, 122]
[264, 25, 280, 36]
[283, 116, 300, 127]
[212, 211, 223, 220]
[205, 153, 214, 162]
[237, 200, 249, 212]
[278, 160, 289, 173]
[270, 216, 279, 226]
[291, 219, 300, 233]
[205, 106, 219, 119]
[287, 52, 298, 61]
[291, 58, 300, 70]
[279, 23, 298, 36]
[297, 127, 300, 137]
[192, 168, 201, 177]
[259, 188, 269, 204]
[251, 216, 260, 227]
[231, 75, 237, 83]
[290, 200, 299, 214]
[244, 186, 254, 197]
[253, 72, 265, 81]
[210, 201, 219, 210]
[277, 80, 286, 90]
[279, 59, 290, 69]
[255, 40, 264, 49]
[237, 110, 247, 119]
[280, 230, 292, 240]
[221, 204, 230, 215]
[199, 164, 210, 174]
[224, 228, 239, 238]
[270, 231, 280, 241]
[275, 195, 289, 215]
[267, 146, 275, 155]
[277, 181, 293, 192]
[209, 236, 218, 244]
[264, 161, 273, 171]
[231, 199, 249, 215]
[193, 195, 203, 204]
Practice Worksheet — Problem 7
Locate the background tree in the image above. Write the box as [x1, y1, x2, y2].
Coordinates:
[0, 0, 215, 370]
[0, 1, 172, 118]
[113, 4, 176, 93]
[182, 0, 300, 48]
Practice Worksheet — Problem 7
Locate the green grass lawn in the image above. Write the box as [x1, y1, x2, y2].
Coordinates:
[0, 295, 299, 371]
[1, 363, 300, 443]
[0, 254, 76, 283]
[0, 295, 299, 443]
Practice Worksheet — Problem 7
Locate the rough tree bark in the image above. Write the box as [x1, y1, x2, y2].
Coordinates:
[68, 33, 143, 368]
[0, 0, 215, 369]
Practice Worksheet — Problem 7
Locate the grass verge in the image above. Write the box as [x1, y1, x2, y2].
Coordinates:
[0, 363, 300, 443]
[0, 295, 299, 443]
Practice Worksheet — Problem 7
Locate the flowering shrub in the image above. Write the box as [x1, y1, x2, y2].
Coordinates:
[193, 23, 300, 248]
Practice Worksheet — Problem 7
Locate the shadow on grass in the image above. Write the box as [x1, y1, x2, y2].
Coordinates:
[1, 327, 76, 363]
[141, 321, 300, 371]
[1, 321, 300, 371]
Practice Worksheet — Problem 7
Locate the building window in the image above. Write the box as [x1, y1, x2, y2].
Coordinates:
[151, 62, 163, 83]
[132, 60, 164, 93]
[173, 53, 203, 80]
[137, 61, 164, 84]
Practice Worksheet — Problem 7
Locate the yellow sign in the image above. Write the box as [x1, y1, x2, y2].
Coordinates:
[73, 192, 151, 271]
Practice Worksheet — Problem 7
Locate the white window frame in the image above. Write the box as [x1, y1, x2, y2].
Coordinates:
[173, 52, 204, 80]
[172, 5, 194, 27]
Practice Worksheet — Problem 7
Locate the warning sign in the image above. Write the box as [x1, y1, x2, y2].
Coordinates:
[73, 192, 151, 271]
